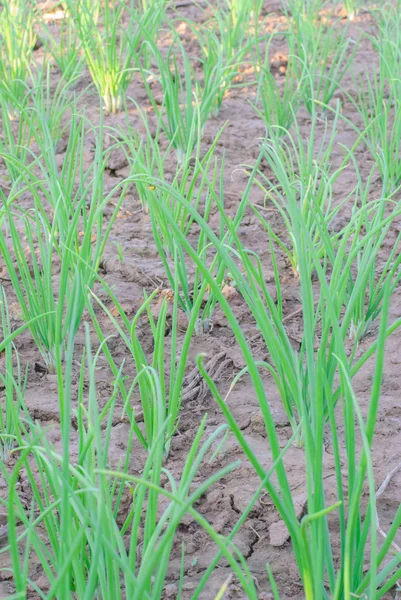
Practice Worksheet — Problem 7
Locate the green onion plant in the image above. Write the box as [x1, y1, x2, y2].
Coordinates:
[29, 63, 82, 146]
[147, 176, 401, 598]
[117, 117, 224, 241]
[0, 69, 80, 178]
[287, 15, 357, 114]
[89, 285, 201, 455]
[0, 328, 258, 599]
[253, 40, 305, 135]
[185, 22, 247, 116]
[213, 0, 262, 56]
[42, 10, 85, 84]
[343, 0, 361, 20]
[0, 94, 33, 185]
[145, 176, 227, 326]
[344, 74, 401, 191]
[343, 5, 401, 190]
[0, 287, 28, 461]
[0, 114, 132, 370]
[183, 0, 263, 116]
[284, 0, 328, 20]
[251, 106, 348, 274]
[137, 35, 205, 162]
[124, 138, 262, 324]
[339, 158, 401, 341]
[0, 0, 36, 116]
[68, 0, 166, 113]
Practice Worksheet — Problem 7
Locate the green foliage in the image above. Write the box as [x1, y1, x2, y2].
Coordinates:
[67, 0, 166, 112]
[0, 0, 36, 113]
[344, 4, 401, 190]
[0, 113, 128, 369]
[0, 287, 28, 460]
[42, 12, 84, 83]
[146, 169, 401, 598]
[0, 1, 401, 598]
[0, 328, 257, 599]
[287, 15, 357, 113]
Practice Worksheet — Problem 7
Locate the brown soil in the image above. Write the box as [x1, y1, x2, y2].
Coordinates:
[0, 2, 401, 599]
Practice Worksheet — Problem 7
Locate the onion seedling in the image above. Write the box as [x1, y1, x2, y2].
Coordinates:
[0, 328, 257, 598]
[137, 33, 204, 162]
[344, 70, 401, 191]
[183, 0, 264, 116]
[342, 6, 401, 190]
[0, 0, 36, 116]
[0, 287, 28, 461]
[338, 158, 401, 342]
[67, 0, 166, 113]
[213, 0, 263, 56]
[127, 144, 262, 325]
[146, 175, 401, 598]
[89, 282, 207, 455]
[284, 0, 329, 20]
[41, 10, 85, 84]
[0, 94, 33, 185]
[343, 0, 361, 20]
[29, 63, 83, 146]
[287, 15, 357, 114]
[145, 172, 228, 326]
[253, 35, 306, 135]
[250, 105, 347, 275]
[0, 113, 133, 370]
[185, 22, 249, 116]
[116, 116, 225, 237]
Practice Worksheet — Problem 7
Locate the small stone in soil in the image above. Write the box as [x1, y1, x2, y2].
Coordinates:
[164, 584, 177, 597]
[269, 520, 290, 547]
